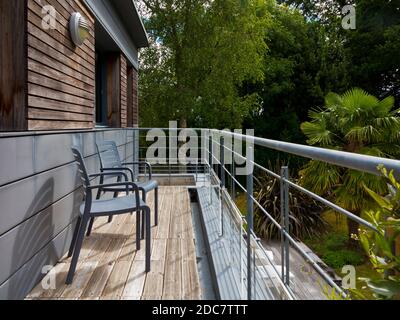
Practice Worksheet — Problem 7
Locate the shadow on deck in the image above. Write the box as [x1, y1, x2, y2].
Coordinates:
[27, 187, 201, 300]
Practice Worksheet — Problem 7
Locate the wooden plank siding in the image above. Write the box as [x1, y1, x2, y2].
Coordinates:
[27, 0, 96, 130]
[106, 53, 121, 128]
[127, 67, 134, 127]
[0, 0, 28, 131]
[128, 68, 139, 127]
[127, 66, 139, 128]
[1, 0, 142, 132]
[120, 55, 128, 128]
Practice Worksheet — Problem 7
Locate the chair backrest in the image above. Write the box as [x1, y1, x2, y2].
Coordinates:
[71, 146, 91, 200]
[96, 140, 122, 170]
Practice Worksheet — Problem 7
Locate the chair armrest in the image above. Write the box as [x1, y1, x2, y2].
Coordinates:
[89, 182, 141, 205]
[122, 162, 152, 180]
[101, 167, 134, 181]
[89, 172, 128, 181]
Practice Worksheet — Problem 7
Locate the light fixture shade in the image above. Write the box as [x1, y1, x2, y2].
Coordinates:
[69, 12, 90, 46]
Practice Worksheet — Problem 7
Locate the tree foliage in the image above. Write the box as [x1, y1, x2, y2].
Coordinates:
[138, 0, 269, 128]
[243, 3, 350, 144]
[299, 88, 400, 244]
[354, 167, 400, 300]
[283, 0, 400, 105]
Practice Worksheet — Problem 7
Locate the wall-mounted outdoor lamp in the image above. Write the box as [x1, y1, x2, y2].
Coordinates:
[69, 12, 90, 46]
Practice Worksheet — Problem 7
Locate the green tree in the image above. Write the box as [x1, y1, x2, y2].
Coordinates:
[356, 167, 400, 300]
[283, 0, 400, 106]
[242, 3, 350, 169]
[138, 0, 269, 129]
[299, 88, 400, 246]
[345, 0, 400, 107]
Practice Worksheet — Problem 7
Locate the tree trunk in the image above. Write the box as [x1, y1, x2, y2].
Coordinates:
[178, 117, 187, 174]
[347, 217, 360, 249]
[179, 117, 187, 129]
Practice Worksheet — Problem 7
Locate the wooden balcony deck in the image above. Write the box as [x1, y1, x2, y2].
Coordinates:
[27, 187, 201, 300]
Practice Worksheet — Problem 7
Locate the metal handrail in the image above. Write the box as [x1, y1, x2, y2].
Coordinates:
[209, 137, 378, 231]
[134, 127, 400, 300]
[203, 129, 400, 299]
[211, 129, 400, 176]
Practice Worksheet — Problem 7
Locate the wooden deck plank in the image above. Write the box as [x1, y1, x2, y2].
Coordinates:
[60, 261, 98, 299]
[25, 187, 200, 301]
[141, 260, 164, 300]
[101, 260, 131, 299]
[81, 263, 115, 299]
[162, 238, 182, 299]
[27, 262, 69, 299]
[122, 259, 146, 299]
[181, 238, 191, 300]
[118, 237, 138, 262]
[170, 187, 183, 239]
[157, 188, 173, 239]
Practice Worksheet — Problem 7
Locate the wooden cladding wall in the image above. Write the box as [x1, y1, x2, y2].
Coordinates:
[120, 55, 128, 128]
[27, 0, 96, 130]
[127, 67, 139, 127]
[132, 68, 139, 127]
[0, 0, 28, 131]
[106, 54, 121, 128]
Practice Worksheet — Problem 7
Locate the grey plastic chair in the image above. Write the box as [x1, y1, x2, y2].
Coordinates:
[66, 147, 151, 285]
[86, 140, 159, 239]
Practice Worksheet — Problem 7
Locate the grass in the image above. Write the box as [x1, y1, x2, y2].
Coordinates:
[306, 211, 381, 299]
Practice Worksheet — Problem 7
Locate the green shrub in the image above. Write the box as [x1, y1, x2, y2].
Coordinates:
[253, 171, 327, 240]
[324, 234, 348, 251]
[306, 233, 366, 269]
[322, 250, 364, 269]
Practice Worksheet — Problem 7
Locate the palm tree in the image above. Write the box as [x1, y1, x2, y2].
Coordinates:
[299, 88, 400, 247]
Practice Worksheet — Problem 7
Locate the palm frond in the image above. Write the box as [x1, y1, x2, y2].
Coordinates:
[300, 121, 335, 146]
[345, 125, 382, 144]
[325, 92, 342, 110]
[372, 116, 400, 131]
[368, 144, 400, 157]
[299, 161, 341, 195]
[335, 170, 387, 212]
[341, 88, 379, 114]
[376, 96, 395, 117]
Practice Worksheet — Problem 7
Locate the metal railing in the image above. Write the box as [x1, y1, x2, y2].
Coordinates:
[134, 127, 399, 300]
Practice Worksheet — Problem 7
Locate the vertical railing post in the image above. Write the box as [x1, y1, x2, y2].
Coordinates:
[246, 146, 254, 300]
[280, 166, 290, 286]
[220, 136, 225, 237]
[209, 132, 213, 204]
[133, 128, 139, 181]
[232, 150, 236, 202]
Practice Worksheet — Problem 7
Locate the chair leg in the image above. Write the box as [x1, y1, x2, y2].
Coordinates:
[86, 217, 95, 237]
[136, 211, 141, 251]
[66, 216, 89, 285]
[68, 216, 82, 258]
[108, 191, 119, 223]
[96, 188, 102, 201]
[154, 188, 159, 226]
[141, 192, 146, 240]
[145, 208, 151, 273]
[89, 188, 103, 234]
